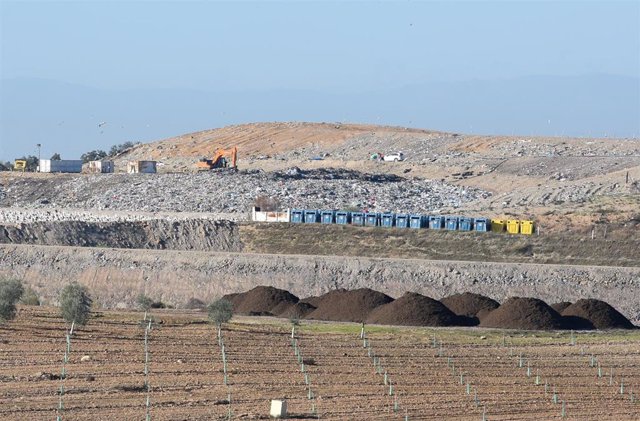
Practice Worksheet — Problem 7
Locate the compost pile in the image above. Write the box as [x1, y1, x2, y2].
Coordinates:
[561, 299, 635, 330]
[222, 286, 299, 316]
[220, 286, 636, 330]
[440, 292, 500, 321]
[479, 297, 565, 330]
[366, 292, 459, 327]
[305, 288, 394, 322]
[550, 302, 573, 313]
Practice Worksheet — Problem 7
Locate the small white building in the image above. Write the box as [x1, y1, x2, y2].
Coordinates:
[251, 207, 290, 222]
[87, 160, 114, 173]
[127, 160, 156, 174]
[39, 159, 83, 173]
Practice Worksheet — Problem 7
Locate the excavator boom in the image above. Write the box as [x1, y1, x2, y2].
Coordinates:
[196, 146, 237, 170]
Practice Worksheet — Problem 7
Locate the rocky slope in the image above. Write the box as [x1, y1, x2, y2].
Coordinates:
[1, 244, 638, 323]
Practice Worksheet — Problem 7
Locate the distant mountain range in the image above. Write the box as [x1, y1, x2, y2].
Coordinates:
[1, 74, 638, 160]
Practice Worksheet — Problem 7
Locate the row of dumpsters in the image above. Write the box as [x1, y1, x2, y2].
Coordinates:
[287, 209, 535, 235]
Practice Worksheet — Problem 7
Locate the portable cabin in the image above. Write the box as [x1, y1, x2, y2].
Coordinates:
[251, 207, 290, 222]
[127, 160, 156, 174]
[429, 216, 444, 229]
[290, 209, 304, 223]
[520, 220, 534, 235]
[381, 213, 395, 227]
[321, 210, 336, 224]
[364, 212, 379, 227]
[409, 214, 426, 229]
[474, 218, 490, 232]
[39, 159, 83, 173]
[87, 160, 114, 173]
[351, 212, 365, 226]
[506, 220, 520, 234]
[491, 219, 506, 233]
[304, 210, 320, 223]
[445, 216, 459, 231]
[336, 211, 351, 225]
[395, 214, 409, 228]
[458, 217, 473, 231]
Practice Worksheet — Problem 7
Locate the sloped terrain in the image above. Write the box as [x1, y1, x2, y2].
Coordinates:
[366, 292, 460, 327]
[480, 297, 565, 330]
[562, 299, 635, 330]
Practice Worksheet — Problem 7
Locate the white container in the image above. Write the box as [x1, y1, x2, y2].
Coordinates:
[39, 159, 83, 173]
[269, 399, 287, 418]
[88, 160, 114, 173]
[252, 207, 290, 222]
[127, 160, 156, 173]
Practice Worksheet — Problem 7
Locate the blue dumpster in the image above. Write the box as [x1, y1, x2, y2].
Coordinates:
[409, 214, 426, 229]
[459, 217, 472, 231]
[291, 209, 304, 223]
[429, 216, 444, 229]
[381, 213, 395, 227]
[321, 210, 335, 224]
[304, 210, 320, 223]
[445, 216, 459, 230]
[351, 212, 365, 226]
[336, 211, 351, 225]
[474, 217, 490, 232]
[365, 212, 379, 227]
[395, 214, 409, 228]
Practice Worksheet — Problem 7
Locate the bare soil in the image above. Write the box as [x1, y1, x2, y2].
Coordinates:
[1, 307, 639, 420]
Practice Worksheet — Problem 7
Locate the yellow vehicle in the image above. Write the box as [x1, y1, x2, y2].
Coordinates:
[14, 159, 27, 171]
[196, 147, 237, 170]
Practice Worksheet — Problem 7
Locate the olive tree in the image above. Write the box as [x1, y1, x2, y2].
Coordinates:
[59, 282, 93, 326]
[0, 279, 24, 322]
[208, 299, 233, 337]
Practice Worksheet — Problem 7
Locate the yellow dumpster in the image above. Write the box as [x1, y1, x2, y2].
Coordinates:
[506, 220, 520, 234]
[491, 219, 506, 233]
[520, 220, 534, 235]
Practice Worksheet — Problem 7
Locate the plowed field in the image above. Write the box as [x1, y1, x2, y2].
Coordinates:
[1, 307, 639, 420]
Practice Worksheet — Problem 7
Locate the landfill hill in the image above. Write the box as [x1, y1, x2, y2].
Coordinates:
[3, 122, 640, 235]
[111, 121, 640, 233]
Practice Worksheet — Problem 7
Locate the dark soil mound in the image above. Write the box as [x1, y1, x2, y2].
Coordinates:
[366, 292, 460, 327]
[278, 302, 317, 319]
[562, 299, 635, 330]
[222, 286, 299, 316]
[440, 292, 500, 319]
[306, 288, 393, 322]
[480, 297, 564, 330]
[184, 298, 207, 310]
[550, 302, 572, 313]
[300, 295, 323, 307]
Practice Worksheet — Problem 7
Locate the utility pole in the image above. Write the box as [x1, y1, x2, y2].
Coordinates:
[36, 143, 41, 172]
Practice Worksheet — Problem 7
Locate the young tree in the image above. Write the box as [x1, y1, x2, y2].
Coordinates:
[59, 282, 93, 325]
[136, 294, 154, 311]
[0, 279, 24, 322]
[208, 299, 233, 328]
[108, 141, 140, 157]
[80, 149, 107, 163]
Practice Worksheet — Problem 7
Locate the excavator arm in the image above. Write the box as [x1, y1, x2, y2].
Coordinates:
[196, 146, 237, 170]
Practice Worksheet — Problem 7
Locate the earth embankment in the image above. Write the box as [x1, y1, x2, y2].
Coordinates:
[0, 219, 242, 251]
[1, 219, 638, 267]
[1, 244, 638, 323]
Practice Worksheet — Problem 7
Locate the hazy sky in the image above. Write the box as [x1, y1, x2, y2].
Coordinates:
[1, 0, 639, 160]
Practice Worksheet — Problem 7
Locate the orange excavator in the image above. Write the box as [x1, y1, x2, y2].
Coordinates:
[196, 146, 238, 170]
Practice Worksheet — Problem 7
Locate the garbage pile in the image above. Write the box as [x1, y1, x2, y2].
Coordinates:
[1, 168, 491, 216]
